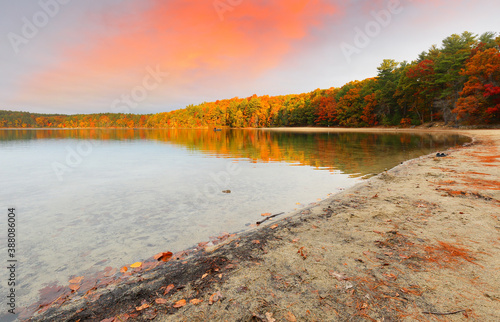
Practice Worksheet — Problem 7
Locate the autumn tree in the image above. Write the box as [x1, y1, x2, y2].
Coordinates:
[455, 45, 500, 124]
[314, 89, 338, 126]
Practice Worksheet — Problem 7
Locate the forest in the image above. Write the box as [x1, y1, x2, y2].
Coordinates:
[1, 32, 499, 129]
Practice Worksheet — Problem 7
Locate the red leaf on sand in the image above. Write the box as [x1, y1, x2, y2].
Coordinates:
[285, 311, 297, 321]
[298, 247, 307, 259]
[209, 291, 222, 305]
[261, 212, 272, 217]
[190, 298, 203, 305]
[69, 284, 80, 292]
[69, 276, 84, 284]
[163, 284, 174, 295]
[155, 298, 168, 304]
[154, 251, 173, 262]
[252, 240, 260, 244]
[173, 299, 186, 308]
[136, 303, 149, 311]
[120, 266, 128, 273]
[270, 224, 278, 230]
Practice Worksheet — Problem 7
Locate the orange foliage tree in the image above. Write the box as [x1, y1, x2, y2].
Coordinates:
[314, 91, 337, 126]
[455, 46, 500, 124]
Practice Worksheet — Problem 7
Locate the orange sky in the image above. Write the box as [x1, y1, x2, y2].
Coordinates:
[1, 0, 499, 113]
[20, 0, 339, 109]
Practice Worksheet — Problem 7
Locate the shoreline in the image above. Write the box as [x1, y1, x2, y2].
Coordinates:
[1, 124, 499, 131]
[21, 129, 500, 321]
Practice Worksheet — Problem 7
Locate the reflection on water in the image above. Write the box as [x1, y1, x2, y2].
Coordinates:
[0, 128, 468, 177]
[0, 129, 468, 312]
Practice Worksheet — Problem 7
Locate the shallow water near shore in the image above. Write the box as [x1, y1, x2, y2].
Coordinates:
[0, 128, 469, 311]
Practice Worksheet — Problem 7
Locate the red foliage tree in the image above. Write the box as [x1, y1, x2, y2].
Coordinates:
[455, 47, 500, 124]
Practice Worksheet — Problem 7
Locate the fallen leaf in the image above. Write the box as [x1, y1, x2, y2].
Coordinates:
[155, 298, 168, 304]
[154, 252, 173, 262]
[291, 238, 300, 243]
[270, 224, 278, 230]
[69, 284, 80, 292]
[252, 240, 261, 244]
[130, 262, 142, 268]
[261, 212, 272, 217]
[209, 291, 222, 305]
[295, 202, 301, 205]
[297, 246, 307, 259]
[265, 312, 276, 322]
[371, 194, 378, 198]
[120, 266, 128, 273]
[190, 298, 203, 305]
[100, 318, 115, 322]
[136, 303, 150, 311]
[163, 284, 174, 295]
[69, 276, 84, 284]
[173, 299, 186, 308]
[285, 311, 297, 322]
[202, 273, 208, 279]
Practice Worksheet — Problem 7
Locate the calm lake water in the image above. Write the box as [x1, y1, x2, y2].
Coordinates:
[0, 128, 468, 313]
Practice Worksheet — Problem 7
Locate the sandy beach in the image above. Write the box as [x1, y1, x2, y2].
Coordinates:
[24, 128, 499, 322]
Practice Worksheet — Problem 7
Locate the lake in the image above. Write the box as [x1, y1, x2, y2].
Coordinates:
[0, 128, 469, 314]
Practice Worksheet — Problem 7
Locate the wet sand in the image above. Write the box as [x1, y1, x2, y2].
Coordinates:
[24, 128, 500, 321]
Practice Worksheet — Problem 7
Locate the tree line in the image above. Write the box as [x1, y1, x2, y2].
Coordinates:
[1, 32, 499, 129]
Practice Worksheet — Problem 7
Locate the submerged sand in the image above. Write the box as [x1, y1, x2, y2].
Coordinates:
[25, 129, 499, 321]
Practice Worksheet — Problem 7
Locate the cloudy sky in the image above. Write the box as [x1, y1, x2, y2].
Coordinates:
[1, 0, 499, 114]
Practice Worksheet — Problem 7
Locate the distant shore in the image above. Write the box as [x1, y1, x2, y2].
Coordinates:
[23, 129, 500, 321]
[1, 123, 500, 132]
